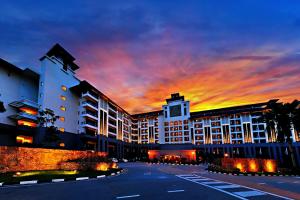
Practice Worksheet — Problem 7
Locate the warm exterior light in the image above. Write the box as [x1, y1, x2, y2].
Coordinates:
[60, 106, 66, 111]
[60, 95, 66, 101]
[19, 107, 37, 115]
[59, 143, 65, 147]
[111, 162, 118, 169]
[264, 160, 276, 173]
[235, 162, 244, 172]
[16, 136, 33, 144]
[96, 163, 109, 171]
[17, 120, 37, 127]
[191, 151, 195, 155]
[224, 153, 229, 157]
[249, 160, 258, 172]
[61, 85, 67, 91]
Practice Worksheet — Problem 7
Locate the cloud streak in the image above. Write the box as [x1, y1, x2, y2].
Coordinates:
[0, 0, 300, 113]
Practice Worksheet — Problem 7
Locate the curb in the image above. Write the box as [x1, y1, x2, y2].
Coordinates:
[207, 171, 299, 177]
[148, 162, 203, 166]
[76, 177, 89, 181]
[20, 180, 38, 185]
[0, 169, 123, 187]
[52, 179, 64, 182]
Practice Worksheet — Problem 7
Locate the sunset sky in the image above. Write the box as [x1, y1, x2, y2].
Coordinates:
[1, 0, 300, 114]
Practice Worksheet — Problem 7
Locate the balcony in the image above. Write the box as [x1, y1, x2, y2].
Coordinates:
[81, 111, 98, 121]
[82, 91, 99, 102]
[82, 101, 98, 111]
[81, 121, 98, 130]
[9, 112, 38, 122]
[9, 99, 38, 109]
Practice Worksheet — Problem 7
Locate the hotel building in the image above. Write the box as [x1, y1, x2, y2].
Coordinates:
[0, 44, 299, 164]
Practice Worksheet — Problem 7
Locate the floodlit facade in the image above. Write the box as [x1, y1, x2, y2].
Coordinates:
[0, 43, 299, 151]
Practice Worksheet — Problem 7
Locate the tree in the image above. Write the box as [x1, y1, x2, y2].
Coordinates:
[0, 101, 5, 113]
[263, 100, 299, 168]
[37, 108, 60, 144]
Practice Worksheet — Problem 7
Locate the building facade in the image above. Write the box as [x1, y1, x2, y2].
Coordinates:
[0, 44, 299, 163]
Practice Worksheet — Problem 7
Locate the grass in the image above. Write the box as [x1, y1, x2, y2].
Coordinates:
[0, 168, 121, 185]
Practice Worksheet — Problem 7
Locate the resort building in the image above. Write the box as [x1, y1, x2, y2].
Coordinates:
[0, 44, 299, 164]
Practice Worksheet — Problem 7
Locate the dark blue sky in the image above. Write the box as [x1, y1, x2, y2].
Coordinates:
[1, 0, 300, 113]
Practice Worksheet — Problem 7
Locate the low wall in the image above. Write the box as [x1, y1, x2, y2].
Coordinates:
[222, 158, 277, 173]
[0, 146, 107, 173]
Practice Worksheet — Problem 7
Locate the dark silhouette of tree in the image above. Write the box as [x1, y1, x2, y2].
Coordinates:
[0, 101, 5, 113]
[263, 100, 299, 167]
[37, 108, 60, 144]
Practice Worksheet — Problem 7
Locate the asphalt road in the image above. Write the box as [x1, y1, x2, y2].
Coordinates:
[0, 162, 299, 200]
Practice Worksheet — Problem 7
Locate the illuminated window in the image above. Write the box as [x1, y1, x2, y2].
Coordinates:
[60, 117, 65, 122]
[61, 85, 67, 91]
[60, 106, 66, 111]
[60, 95, 66, 101]
[59, 127, 65, 132]
[16, 136, 33, 144]
[19, 107, 38, 115]
[17, 120, 37, 127]
[59, 143, 65, 147]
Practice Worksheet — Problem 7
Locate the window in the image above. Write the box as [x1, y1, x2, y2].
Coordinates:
[59, 128, 65, 132]
[16, 136, 33, 144]
[60, 117, 65, 122]
[60, 106, 66, 111]
[59, 143, 65, 147]
[61, 85, 67, 91]
[60, 95, 66, 101]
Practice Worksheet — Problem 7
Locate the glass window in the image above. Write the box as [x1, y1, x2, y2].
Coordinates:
[60, 95, 66, 101]
[60, 106, 66, 111]
[61, 85, 67, 91]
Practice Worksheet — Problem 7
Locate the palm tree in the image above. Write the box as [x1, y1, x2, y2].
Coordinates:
[0, 101, 5, 113]
[263, 100, 299, 167]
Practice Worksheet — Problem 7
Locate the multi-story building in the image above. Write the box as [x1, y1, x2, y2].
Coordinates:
[0, 43, 299, 164]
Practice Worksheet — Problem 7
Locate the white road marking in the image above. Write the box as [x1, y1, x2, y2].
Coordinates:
[177, 175, 247, 200]
[116, 194, 140, 199]
[177, 174, 293, 200]
[233, 191, 265, 197]
[97, 175, 106, 178]
[215, 184, 241, 189]
[0, 183, 3, 186]
[192, 178, 211, 181]
[201, 181, 224, 185]
[20, 180, 37, 185]
[167, 189, 185, 193]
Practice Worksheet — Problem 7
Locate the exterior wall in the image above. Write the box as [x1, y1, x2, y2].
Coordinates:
[0, 146, 107, 173]
[39, 56, 80, 133]
[0, 64, 38, 126]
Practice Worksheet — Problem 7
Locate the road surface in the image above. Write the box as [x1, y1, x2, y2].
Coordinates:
[0, 162, 299, 200]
